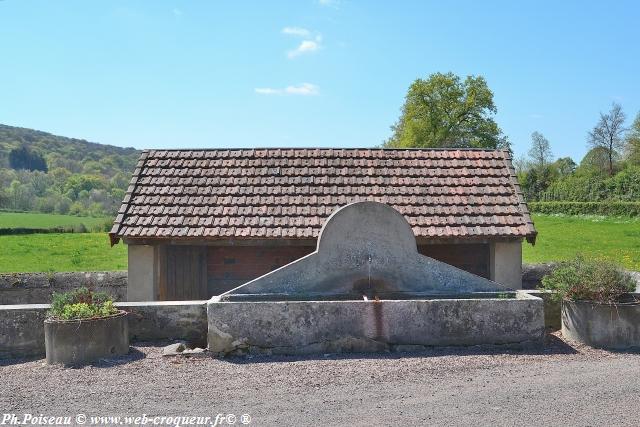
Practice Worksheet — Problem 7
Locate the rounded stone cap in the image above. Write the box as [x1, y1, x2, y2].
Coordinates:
[317, 201, 417, 254]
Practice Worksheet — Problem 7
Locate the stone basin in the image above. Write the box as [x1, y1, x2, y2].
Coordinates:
[207, 202, 545, 355]
[207, 291, 544, 355]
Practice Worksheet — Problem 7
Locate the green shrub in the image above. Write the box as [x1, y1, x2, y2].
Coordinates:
[540, 256, 635, 303]
[539, 166, 640, 202]
[539, 173, 608, 201]
[528, 201, 640, 217]
[48, 287, 119, 320]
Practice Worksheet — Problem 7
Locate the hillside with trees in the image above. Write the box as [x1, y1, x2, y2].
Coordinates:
[0, 124, 140, 217]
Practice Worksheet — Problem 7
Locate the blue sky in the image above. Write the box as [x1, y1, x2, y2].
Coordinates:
[1, 1, 639, 161]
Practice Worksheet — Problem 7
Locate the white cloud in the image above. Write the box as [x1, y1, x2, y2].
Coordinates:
[282, 26, 323, 58]
[255, 88, 282, 95]
[172, 8, 182, 16]
[255, 83, 319, 96]
[282, 27, 311, 37]
[287, 40, 320, 58]
[285, 83, 319, 95]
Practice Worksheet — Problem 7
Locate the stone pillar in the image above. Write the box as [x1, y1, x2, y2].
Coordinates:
[127, 245, 158, 301]
[489, 240, 522, 289]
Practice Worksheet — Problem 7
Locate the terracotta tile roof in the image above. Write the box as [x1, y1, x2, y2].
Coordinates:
[109, 148, 536, 244]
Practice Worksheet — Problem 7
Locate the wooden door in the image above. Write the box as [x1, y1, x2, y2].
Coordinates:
[159, 245, 208, 300]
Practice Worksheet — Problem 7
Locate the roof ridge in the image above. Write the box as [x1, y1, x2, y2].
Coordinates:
[109, 150, 150, 245]
[147, 147, 505, 152]
[499, 150, 537, 244]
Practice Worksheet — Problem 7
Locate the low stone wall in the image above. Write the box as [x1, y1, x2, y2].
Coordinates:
[0, 304, 49, 359]
[2, 266, 634, 305]
[121, 301, 207, 347]
[0, 272, 127, 305]
[521, 263, 557, 290]
[0, 301, 207, 360]
[523, 290, 561, 330]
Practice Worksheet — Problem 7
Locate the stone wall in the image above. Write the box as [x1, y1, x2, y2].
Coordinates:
[121, 301, 207, 347]
[0, 301, 207, 360]
[522, 263, 557, 290]
[1, 265, 635, 305]
[0, 272, 127, 305]
[523, 290, 561, 330]
[0, 304, 49, 359]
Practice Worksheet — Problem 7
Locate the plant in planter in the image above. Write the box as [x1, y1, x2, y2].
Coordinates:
[541, 255, 638, 349]
[45, 287, 129, 365]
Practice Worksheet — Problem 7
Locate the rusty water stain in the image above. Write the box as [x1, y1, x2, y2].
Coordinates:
[352, 278, 393, 297]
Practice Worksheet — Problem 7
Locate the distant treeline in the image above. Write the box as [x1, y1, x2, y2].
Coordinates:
[516, 104, 640, 210]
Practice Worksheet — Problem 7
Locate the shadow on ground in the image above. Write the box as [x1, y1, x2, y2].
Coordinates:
[217, 332, 580, 365]
[0, 347, 146, 368]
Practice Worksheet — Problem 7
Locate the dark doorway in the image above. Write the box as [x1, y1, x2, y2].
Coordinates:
[159, 245, 208, 300]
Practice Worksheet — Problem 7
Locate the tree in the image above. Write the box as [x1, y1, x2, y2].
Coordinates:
[8, 146, 48, 172]
[626, 112, 640, 165]
[63, 174, 106, 199]
[50, 167, 72, 192]
[513, 156, 530, 174]
[528, 131, 553, 168]
[30, 171, 52, 196]
[552, 157, 577, 177]
[521, 166, 555, 201]
[385, 72, 509, 149]
[8, 180, 34, 211]
[587, 103, 627, 176]
[579, 147, 611, 174]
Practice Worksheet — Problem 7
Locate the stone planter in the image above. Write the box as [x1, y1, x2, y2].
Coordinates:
[44, 310, 129, 365]
[562, 295, 640, 350]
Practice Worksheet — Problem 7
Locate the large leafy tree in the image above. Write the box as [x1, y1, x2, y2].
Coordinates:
[385, 72, 509, 149]
[587, 103, 627, 176]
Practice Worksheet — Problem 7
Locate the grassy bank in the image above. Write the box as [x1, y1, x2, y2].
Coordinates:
[0, 214, 638, 273]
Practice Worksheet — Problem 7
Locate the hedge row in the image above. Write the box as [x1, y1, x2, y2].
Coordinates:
[0, 224, 90, 236]
[528, 202, 640, 217]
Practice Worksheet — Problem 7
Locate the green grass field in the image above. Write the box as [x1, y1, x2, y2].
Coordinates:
[0, 214, 638, 273]
[0, 233, 126, 273]
[523, 215, 640, 270]
[0, 211, 110, 230]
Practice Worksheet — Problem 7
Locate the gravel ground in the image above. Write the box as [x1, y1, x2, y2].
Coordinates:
[2, 332, 640, 427]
